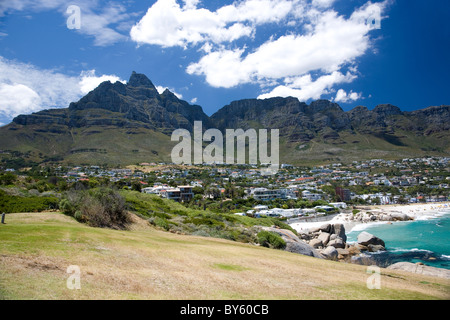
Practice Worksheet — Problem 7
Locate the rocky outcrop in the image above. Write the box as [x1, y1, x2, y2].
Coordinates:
[387, 262, 450, 279]
[298, 223, 388, 262]
[261, 227, 323, 259]
[321, 246, 338, 261]
[299, 223, 364, 261]
[357, 231, 385, 247]
[333, 210, 413, 224]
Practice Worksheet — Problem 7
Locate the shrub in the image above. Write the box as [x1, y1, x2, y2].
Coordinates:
[60, 188, 131, 230]
[0, 190, 59, 213]
[149, 216, 170, 231]
[257, 231, 286, 250]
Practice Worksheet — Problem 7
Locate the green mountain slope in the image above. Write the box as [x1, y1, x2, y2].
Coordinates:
[0, 72, 448, 167]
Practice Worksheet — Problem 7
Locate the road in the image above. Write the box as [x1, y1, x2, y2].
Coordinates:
[287, 213, 339, 225]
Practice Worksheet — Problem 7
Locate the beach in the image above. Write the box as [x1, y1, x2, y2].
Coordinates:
[290, 202, 450, 234]
[290, 202, 450, 269]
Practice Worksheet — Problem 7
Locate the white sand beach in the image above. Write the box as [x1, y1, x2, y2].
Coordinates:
[290, 202, 450, 234]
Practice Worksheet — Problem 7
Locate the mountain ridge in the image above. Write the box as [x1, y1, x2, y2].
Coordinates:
[1, 72, 449, 166]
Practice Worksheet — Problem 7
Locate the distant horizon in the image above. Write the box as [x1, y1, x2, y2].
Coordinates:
[1, 0, 449, 126]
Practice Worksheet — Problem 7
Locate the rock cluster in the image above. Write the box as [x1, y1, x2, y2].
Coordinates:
[333, 210, 413, 224]
[261, 227, 323, 259]
[298, 223, 387, 262]
[299, 223, 352, 261]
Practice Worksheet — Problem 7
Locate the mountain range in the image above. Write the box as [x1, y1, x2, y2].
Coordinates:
[0, 71, 449, 167]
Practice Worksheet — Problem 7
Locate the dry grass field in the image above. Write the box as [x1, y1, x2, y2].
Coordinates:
[0, 212, 449, 300]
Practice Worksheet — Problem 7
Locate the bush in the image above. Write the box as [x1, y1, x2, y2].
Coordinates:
[0, 173, 17, 186]
[0, 190, 59, 213]
[149, 216, 170, 231]
[60, 188, 131, 230]
[257, 231, 286, 250]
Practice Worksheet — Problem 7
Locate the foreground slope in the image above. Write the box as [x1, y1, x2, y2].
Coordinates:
[0, 212, 448, 300]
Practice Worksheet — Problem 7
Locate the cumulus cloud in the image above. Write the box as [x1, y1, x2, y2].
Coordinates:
[130, 0, 294, 47]
[258, 71, 356, 100]
[0, 0, 132, 46]
[334, 89, 362, 103]
[79, 70, 126, 94]
[0, 84, 41, 117]
[0, 57, 81, 119]
[133, 0, 389, 103]
[155, 85, 183, 99]
[66, 3, 132, 46]
[0, 57, 125, 119]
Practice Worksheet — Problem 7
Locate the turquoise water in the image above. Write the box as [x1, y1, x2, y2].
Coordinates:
[346, 210, 450, 269]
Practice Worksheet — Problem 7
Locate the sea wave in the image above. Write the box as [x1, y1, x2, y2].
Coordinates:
[347, 221, 389, 233]
[388, 247, 434, 254]
[415, 215, 438, 221]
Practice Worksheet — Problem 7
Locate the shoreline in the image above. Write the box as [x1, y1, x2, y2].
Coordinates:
[290, 202, 450, 234]
[289, 202, 450, 273]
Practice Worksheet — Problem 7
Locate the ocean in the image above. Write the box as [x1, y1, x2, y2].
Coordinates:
[346, 209, 450, 270]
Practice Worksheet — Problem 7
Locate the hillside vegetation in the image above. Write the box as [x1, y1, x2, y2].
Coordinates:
[120, 190, 296, 244]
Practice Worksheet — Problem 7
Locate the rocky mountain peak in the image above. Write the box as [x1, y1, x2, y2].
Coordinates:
[373, 104, 403, 116]
[127, 71, 156, 89]
[308, 99, 344, 113]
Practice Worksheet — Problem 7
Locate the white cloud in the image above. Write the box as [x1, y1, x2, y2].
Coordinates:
[155, 85, 183, 99]
[0, 84, 41, 118]
[186, 48, 250, 88]
[0, 57, 82, 119]
[79, 70, 126, 94]
[0, 0, 132, 46]
[68, 3, 131, 46]
[130, 0, 295, 47]
[312, 0, 336, 9]
[191, 97, 198, 104]
[189, 9, 373, 82]
[258, 71, 356, 101]
[0, 57, 124, 119]
[334, 89, 362, 103]
[182, 0, 389, 102]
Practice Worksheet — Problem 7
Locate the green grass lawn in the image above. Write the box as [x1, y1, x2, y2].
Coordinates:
[0, 211, 449, 300]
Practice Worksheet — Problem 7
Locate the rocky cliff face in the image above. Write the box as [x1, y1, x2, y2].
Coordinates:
[211, 97, 449, 144]
[13, 71, 211, 134]
[3, 71, 450, 165]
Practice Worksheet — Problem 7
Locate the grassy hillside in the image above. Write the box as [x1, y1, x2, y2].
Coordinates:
[0, 123, 175, 166]
[120, 190, 296, 242]
[0, 211, 449, 300]
[1, 119, 449, 168]
[281, 130, 450, 166]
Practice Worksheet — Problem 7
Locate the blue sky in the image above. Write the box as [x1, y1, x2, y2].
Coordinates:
[0, 0, 449, 127]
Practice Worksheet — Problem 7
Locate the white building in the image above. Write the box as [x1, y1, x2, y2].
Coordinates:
[329, 202, 347, 209]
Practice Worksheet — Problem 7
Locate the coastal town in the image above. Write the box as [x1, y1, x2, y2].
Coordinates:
[2, 156, 448, 219]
